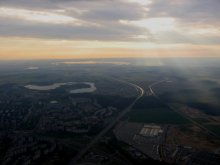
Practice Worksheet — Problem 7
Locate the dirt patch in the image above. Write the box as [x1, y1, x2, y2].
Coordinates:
[166, 125, 220, 152]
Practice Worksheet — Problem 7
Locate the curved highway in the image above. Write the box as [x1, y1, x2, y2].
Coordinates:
[69, 79, 144, 165]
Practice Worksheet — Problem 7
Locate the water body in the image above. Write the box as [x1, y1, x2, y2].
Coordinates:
[26, 67, 39, 70]
[55, 61, 130, 65]
[70, 82, 96, 94]
[24, 82, 96, 94]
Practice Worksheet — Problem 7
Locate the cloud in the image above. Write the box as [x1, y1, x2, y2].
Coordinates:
[0, 0, 219, 44]
[0, 7, 81, 24]
[0, 16, 152, 41]
[147, 0, 220, 25]
[77, 1, 146, 21]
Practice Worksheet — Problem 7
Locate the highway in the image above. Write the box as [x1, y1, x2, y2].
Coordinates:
[69, 80, 144, 165]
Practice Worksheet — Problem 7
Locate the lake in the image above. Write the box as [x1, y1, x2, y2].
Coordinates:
[24, 82, 96, 94]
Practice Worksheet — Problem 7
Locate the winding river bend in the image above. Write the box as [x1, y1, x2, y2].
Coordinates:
[24, 82, 96, 94]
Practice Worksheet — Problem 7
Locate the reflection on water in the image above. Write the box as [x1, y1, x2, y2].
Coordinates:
[70, 82, 96, 94]
[24, 82, 96, 94]
[26, 67, 39, 70]
[55, 61, 130, 65]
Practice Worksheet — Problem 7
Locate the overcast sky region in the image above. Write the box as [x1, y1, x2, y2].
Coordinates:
[0, 0, 219, 59]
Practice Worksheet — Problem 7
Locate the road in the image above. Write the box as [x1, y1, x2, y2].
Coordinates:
[22, 105, 33, 123]
[149, 80, 220, 138]
[69, 80, 144, 165]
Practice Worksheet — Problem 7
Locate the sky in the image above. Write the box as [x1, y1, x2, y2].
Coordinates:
[0, 0, 219, 60]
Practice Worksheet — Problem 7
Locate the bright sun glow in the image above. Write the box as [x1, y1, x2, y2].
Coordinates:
[188, 27, 220, 36]
[120, 17, 176, 33]
[126, 0, 152, 5]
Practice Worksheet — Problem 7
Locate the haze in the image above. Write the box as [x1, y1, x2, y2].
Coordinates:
[1, 1, 220, 164]
[0, 0, 219, 60]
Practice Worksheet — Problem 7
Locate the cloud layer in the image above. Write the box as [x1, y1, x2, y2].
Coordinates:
[0, 0, 219, 44]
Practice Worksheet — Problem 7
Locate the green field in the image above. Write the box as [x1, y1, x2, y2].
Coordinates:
[204, 125, 220, 136]
[129, 108, 189, 124]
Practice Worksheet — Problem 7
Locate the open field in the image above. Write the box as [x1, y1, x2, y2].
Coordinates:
[129, 108, 189, 124]
[204, 125, 220, 136]
[166, 125, 220, 152]
[128, 96, 189, 124]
